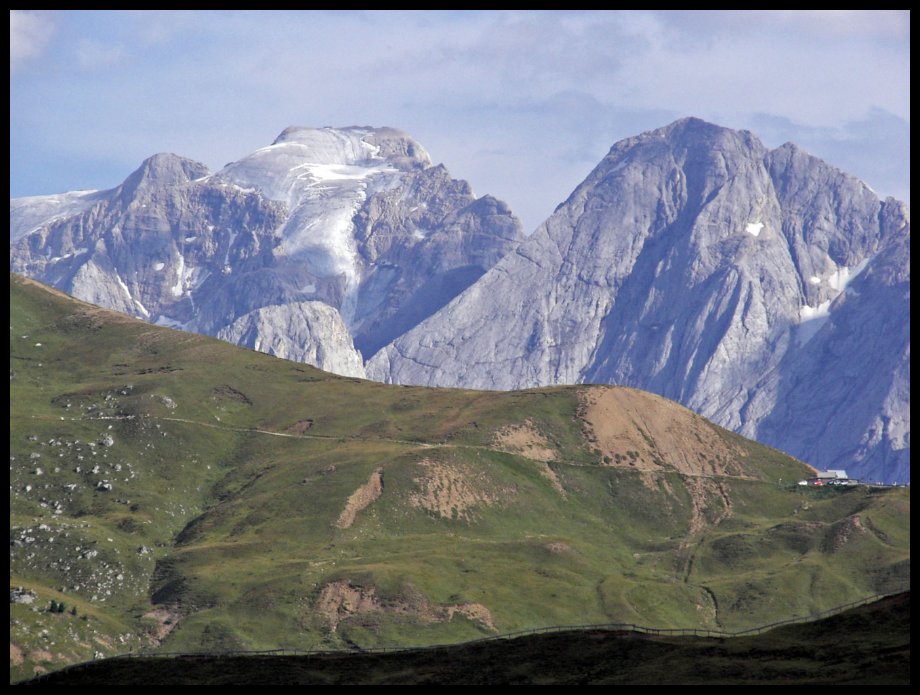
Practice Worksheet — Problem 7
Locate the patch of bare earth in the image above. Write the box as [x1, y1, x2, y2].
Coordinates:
[10, 642, 24, 666]
[494, 421, 557, 461]
[316, 580, 495, 633]
[684, 478, 733, 537]
[580, 386, 751, 485]
[675, 477, 736, 578]
[92, 634, 113, 649]
[316, 582, 381, 632]
[493, 422, 567, 497]
[284, 419, 314, 434]
[409, 459, 513, 521]
[581, 387, 743, 576]
[143, 606, 181, 642]
[535, 462, 567, 497]
[28, 649, 54, 664]
[444, 603, 496, 630]
[336, 468, 384, 529]
[824, 515, 868, 552]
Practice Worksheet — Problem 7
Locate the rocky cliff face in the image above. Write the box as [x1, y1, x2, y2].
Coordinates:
[216, 302, 366, 378]
[10, 127, 523, 379]
[368, 118, 910, 483]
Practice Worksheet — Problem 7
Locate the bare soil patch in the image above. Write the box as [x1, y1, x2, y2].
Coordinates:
[493, 422, 566, 496]
[284, 419, 314, 434]
[580, 386, 750, 482]
[409, 459, 513, 521]
[316, 580, 495, 633]
[28, 649, 54, 664]
[143, 606, 182, 642]
[493, 421, 557, 462]
[10, 642, 24, 666]
[336, 468, 384, 529]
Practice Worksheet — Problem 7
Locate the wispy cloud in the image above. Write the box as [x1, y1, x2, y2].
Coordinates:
[75, 38, 127, 70]
[10, 10, 55, 72]
[9, 10, 911, 230]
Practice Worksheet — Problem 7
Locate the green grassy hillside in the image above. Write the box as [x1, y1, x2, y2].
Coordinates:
[9, 274, 910, 682]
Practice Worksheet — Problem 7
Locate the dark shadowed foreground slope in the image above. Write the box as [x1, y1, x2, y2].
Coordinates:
[20, 592, 910, 685]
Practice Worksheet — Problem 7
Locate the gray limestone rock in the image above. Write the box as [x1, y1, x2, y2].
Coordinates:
[368, 118, 910, 483]
[10, 127, 523, 377]
[216, 302, 366, 378]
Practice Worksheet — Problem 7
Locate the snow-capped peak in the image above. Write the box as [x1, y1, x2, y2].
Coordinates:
[214, 127, 432, 328]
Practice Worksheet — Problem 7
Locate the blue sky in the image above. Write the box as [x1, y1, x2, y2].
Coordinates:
[10, 10, 910, 233]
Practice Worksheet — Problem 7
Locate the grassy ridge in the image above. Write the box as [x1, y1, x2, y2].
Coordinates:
[9, 274, 910, 682]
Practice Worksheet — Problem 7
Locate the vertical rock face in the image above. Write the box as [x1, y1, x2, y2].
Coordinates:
[368, 118, 910, 483]
[10, 127, 524, 380]
[215, 302, 366, 378]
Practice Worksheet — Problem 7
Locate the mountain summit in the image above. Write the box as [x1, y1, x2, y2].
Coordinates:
[367, 118, 910, 483]
[9, 126, 523, 376]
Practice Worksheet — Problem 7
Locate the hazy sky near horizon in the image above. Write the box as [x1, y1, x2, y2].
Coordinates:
[10, 10, 910, 233]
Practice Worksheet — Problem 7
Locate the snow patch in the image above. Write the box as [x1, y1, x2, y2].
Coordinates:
[154, 262, 166, 271]
[301, 284, 317, 294]
[306, 162, 381, 182]
[796, 300, 832, 346]
[154, 316, 189, 330]
[168, 256, 208, 297]
[134, 299, 150, 318]
[827, 256, 872, 292]
[745, 222, 764, 237]
[10, 190, 101, 241]
[114, 274, 132, 301]
[214, 127, 418, 329]
[170, 255, 186, 297]
[49, 247, 89, 263]
[187, 267, 209, 292]
[184, 236, 197, 243]
[799, 300, 832, 323]
[795, 256, 875, 346]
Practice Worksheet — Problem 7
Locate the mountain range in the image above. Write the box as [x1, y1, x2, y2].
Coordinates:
[10, 126, 522, 377]
[9, 119, 910, 483]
